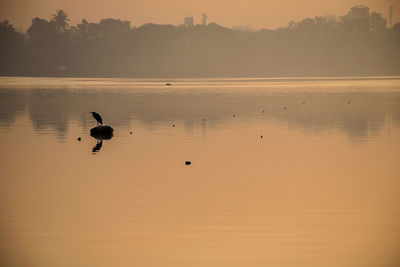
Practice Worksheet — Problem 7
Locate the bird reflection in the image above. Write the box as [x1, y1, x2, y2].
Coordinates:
[92, 140, 103, 153]
[90, 131, 113, 154]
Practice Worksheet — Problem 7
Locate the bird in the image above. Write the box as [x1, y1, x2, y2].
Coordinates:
[90, 112, 103, 125]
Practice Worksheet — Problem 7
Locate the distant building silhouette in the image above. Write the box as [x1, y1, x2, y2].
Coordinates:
[389, 6, 393, 27]
[202, 13, 208, 25]
[184, 16, 193, 27]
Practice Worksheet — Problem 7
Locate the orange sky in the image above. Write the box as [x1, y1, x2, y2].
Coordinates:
[1, 0, 399, 30]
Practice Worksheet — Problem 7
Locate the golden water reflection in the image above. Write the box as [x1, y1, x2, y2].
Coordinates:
[0, 77, 399, 267]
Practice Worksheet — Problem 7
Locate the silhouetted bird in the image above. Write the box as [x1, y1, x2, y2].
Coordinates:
[90, 112, 103, 125]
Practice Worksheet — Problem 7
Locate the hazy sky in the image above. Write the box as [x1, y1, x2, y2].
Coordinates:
[1, 0, 399, 30]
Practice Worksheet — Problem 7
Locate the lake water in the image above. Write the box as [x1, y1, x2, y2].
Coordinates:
[0, 76, 400, 267]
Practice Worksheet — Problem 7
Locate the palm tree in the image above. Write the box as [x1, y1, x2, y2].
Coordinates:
[52, 9, 69, 33]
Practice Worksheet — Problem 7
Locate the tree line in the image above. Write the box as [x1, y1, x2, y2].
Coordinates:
[1, 5, 399, 77]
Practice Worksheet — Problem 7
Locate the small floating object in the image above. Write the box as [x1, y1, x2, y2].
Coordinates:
[77, 137, 81, 141]
[130, 131, 132, 134]
[185, 161, 191, 165]
[347, 101, 350, 104]
[260, 135, 263, 139]
[283, 107, 287, 110]
[262, 110, 265, 113]
[171, 124, 176, 127]
[165, 83, 172, 86]
[233, 114, 236, 117]
[90, 125, 113, 140]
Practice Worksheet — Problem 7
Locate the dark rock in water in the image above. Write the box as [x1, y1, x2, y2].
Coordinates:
[185, 161, 191, 165]
[77, 137, 81, 141]
[90, 125, 113, 140]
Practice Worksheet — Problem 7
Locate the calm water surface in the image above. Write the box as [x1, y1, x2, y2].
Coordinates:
[0, 77, 400, 267]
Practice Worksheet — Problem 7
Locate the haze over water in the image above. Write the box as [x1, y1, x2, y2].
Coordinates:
[0, 77, 399, 267]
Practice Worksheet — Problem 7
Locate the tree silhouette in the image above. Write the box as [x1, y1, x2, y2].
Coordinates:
[370, 12, 387, 32]
[0, 20, 26, 73]
[52, 9, 69, 33]
[0, 5, 399, 76]
[340, 5, 370, 33]
[27, 17, 49, 40]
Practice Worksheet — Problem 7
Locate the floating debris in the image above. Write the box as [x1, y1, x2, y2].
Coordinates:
[260, 135, 263, 139]
[283, 107, 287, 110]
[171, 124, 176, 127]
[77, 137, 81, 141]
[165, 83, 172, 86]
[233, 114, 236, 117]
[185, 161, 191, 165]
[130, 131, 132, 134]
